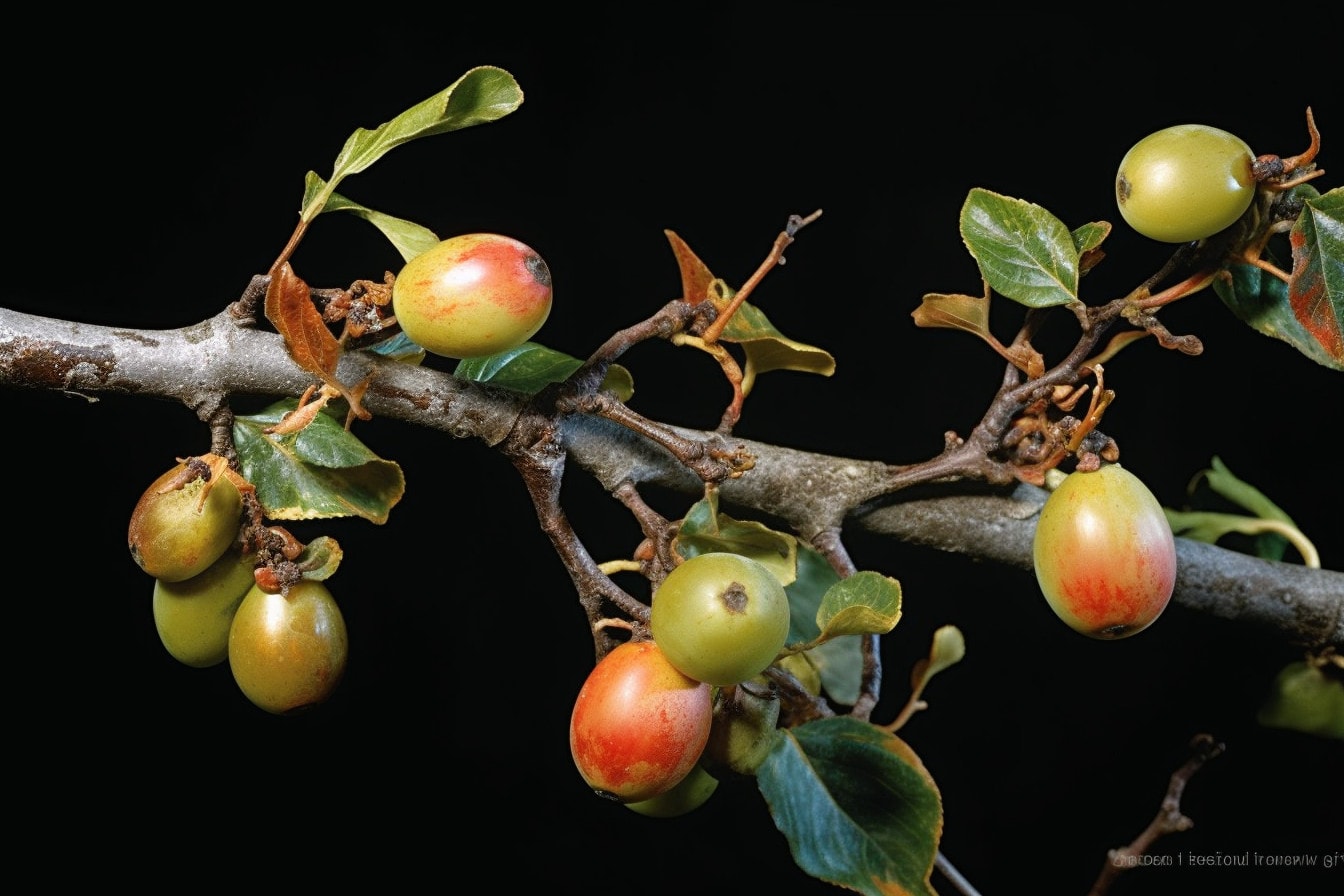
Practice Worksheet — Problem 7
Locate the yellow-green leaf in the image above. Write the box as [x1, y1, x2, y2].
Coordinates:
[302, 66, 523, 223]
[720, 298, 835, 392]
[816, 570, 902, 639]
[302, 173, 441, 262]
[676, 490, 797, 586]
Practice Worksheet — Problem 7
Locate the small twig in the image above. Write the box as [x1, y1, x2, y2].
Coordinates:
[936, 852, 984, 896]
[700, 209, 822, 344]
[569, 391, 756, 484]
[1088, 733, 1226, 896]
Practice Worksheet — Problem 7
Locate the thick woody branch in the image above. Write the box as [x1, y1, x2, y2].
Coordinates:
[3, 307, 1340, 648]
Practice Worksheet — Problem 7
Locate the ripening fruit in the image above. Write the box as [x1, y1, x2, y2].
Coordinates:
[227, 580, 349, 714]
[1115, 124, 1256, 243]
[650, 552, 791, 686]
[624, 764, 720, 818]
[152, 548, 257, 668]
[391, 232, 553, 359]
[129, 462, 243, 583]
[569, 640, 713, 803]
[1033, 464, 1177, 639]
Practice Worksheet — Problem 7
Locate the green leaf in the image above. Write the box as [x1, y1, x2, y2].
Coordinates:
[1071, 221, 1111, 256]
[675, 490, 797, 586]
[234, 401, 405, 523]
[785, 543, 861, 706]
[720, 296, 836, 392]
[960, 188, 1080, 308]
[367, 331, 426, 364]
[454, 342, 634, 401]
[758, 717, 942, 896]
[301, 66, 523, 222]
[1257, 661, 1344, 740]
[1198, 456, 1296, 524]
[301, 174, 442, 262]
[816, 571, 903, 639]
[295, 535, 344, 582]
[1169, 456, 1317, 563]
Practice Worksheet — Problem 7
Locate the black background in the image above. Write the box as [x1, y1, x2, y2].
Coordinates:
[6, 10, 1341, 892]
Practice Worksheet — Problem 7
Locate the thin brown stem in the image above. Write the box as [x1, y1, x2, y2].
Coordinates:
[1088, 733, 1226, 896]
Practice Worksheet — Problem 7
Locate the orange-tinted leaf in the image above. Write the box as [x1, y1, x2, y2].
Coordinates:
[912, 291, 990, 336]
[912, 291, 1039, 373]
[1082, 329, 1150, 371]
[1287, 187, 1344, 366]
[665, 230, 717, 305]
[264, 262, 341, 381]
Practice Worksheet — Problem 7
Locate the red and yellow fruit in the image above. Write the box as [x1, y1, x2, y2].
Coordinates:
[1032, 464, 1177, 639]
[569, 640, 713, 802]
[391, 232, 553, 359]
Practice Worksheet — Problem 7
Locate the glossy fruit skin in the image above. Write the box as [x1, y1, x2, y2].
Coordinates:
[129, 462, 242, 583]
[391, 233, 553, 359]
[569, 640, 713, 803]
[152, 548, 256, 668]
[1033, 464, 1177, 639]
[1115, 124, 1255, 243]
[624, 764, 719, 818]
[227, 580, 349, 714]
[650, 552, 791, 686]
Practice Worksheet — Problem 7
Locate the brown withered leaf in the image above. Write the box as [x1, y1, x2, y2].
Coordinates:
[264, 263, 370, 426]
[913, 290, 1040, 374]
[265, 262, 341, 381]
[912, 291, 990, 336]
[1082, 329, 1150, 372]
[665, 230, 717, 305]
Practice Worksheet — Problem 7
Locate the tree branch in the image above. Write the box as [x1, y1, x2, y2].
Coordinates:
[4, 306, 1340, 648]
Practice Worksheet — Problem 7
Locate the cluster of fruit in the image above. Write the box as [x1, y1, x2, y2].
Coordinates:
[129, 458, 348, 714]
[568, 552, 792, 816]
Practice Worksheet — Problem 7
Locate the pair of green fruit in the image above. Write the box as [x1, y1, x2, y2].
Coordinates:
[130, 461, 348, 714]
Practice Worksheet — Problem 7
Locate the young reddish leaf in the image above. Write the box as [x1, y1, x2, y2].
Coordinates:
[1214, 261, 1342, 370]
[264, 262, 341, 382]
[1286, 187, 1344, 366]
[665, 230, 717, 305]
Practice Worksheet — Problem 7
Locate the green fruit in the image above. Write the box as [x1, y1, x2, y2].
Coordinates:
[153, 548, 257, 668]
[1032, 463, 1177, 639]
[702, 684, 782, 777]
[391, 233, 553, 359]
[129, 461, 242, 583]
[1115, 123, 1255, 243]
[1257, 661, 1344, 739]
[625, 764, 720, 818]
[650, 552, 791, 686]
[228, 580, 349, 715]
